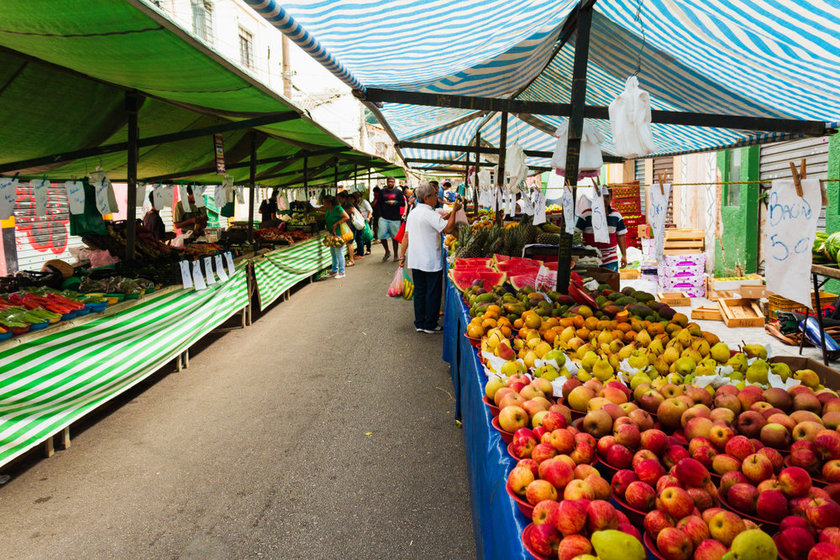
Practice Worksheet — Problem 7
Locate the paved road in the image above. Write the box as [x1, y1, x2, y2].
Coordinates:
[0, 246, 475, 560]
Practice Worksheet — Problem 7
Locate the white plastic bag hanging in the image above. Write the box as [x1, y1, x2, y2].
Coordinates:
[178, 185, 190, 207]
[66, 181, 85, 215]
[31, 179, 49, 217]
[478, 168, 492, 189]
[0, 177, 18, 220]
[235, 185, 245, 204]
[505, 142, 527, 193]
[608, 76, 656, 158]
[551, 120, 605, 177]
[137, 184, 150, 209]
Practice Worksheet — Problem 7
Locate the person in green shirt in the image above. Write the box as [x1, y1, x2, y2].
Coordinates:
[323, 195, 350, 278]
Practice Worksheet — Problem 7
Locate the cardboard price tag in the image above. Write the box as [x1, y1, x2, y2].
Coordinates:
[179, 261, 194, 289]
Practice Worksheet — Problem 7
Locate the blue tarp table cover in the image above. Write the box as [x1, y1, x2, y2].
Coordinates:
[442, 272, 530, 560]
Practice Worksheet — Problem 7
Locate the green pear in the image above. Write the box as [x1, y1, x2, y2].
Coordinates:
[535, 365, 560, 381]
[727, 353, 748, 373]
[593, 358, 615, 382]
[794, 368, 820, 388]
[543, 349, 566, 367]
[725, 529, 777, 560]
[501, 360, 526, 376]
[770, 362, 791, 381]
[628, 353, 649, 370]
[581, 351, 599, 372]
[591, 529, 646, 560]
[743, 344, 768, 360]
[745, 360, 769, 385]
[710, 342, 731, 363]
[674, 356, 697, 376]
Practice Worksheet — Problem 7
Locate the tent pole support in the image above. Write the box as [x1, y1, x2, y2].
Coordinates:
[473, 130, 481, 218]
[496, 112, 509, 225]
[126, 90, 141, 262]
[398, 141, 622, 163]
[557, 0, 594, 294]
[248, 130, 257, 245]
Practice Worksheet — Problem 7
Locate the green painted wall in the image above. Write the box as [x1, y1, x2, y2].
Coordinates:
[824, 133, 840, 293]
[714, 145, 760, 276]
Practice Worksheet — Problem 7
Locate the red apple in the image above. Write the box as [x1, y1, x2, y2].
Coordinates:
[512, 428, 538, 458]
[742, 452, 774, 484]
[656, 526, 693, 560]
[586, 499, 619, 532]
[714, 393, 742, 415]
[517, 458, 539, 477]
[526, 479, 558, 505]
[820, 527, 840, 546]
[552, 499, 587, 536]
[764, 387, 793, 411]
[736, 411, 767, 440]
[539, 457, 574, 491]
[663, 445, 690, 470]
[531, 442, 557, 464]
[529, 522, 562, 556]
[793, 392, 822, 413]
[549, 428, 576, 454]
[806, 497, 840, 530]
[597, 435, 616, 457]
[542, 410, 567, 432]
[727, 483, 759, 513]
[757, 478, 782, 493]
[793, 421, 825, 442]
[635, 458, 666, 486]
[625, 480, 656, 511]
[810, 542, 840, 560]
[685, 417, 715, 440]
[556, 534, 592, 560]
[709, 424, 736, 452]
[657, 474, 681, 494]
[738, 385, 764, 409]
[658, 399, 690, 431]
[725, 435, 755, 461]
[761, 422, 792, 450]
[574, 463, 598, 480]
[629, 408, 655, 431]
[633, 449, 659, 469]
[508, 466, 535, 495]
[756, 489, 788, 521]
[611, 469, 638, 498]
[757, 446, 784, 473]
[614, 422, 641, 449]
[814, 430, 840, 461]
[692, 445, 717, 469]
[712, 454, 742, 476]
[774, 527, 815, 560]
[575, 430, 597, 448]
[582, 409, 613, 438]
[779, 466, 813, 498]
[687, 487, 714, 511]
[710, 407, 736, 424]
[532, 499, 560, 525]
[563, 479, 595, 500]
[720, 470, 749, 496]
[498, 405, 529, 432]
[606, 443, 634, 469]
[674, 457, 711, 488]
[822, 459, 840, 483]
[658, 486, 695, 520]
[618, 521, 642, 541]
[677, 514, 710, 548]
[707, 509, 746, 546]
[569, 441, 594, 465]
[644, 509, 675, 539]
[693, 539, 728, 560]
[641, 428, 669, 455]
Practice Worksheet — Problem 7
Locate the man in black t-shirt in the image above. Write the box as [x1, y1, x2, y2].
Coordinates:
[376, 177, 405, 261]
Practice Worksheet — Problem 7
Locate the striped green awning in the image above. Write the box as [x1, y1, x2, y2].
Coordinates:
[253, 236, 332, 310]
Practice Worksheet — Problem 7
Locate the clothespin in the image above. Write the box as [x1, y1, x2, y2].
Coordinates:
[789, 162, 803, 197]
[657, 173, 665, 195]
[800, 158, 807, 180]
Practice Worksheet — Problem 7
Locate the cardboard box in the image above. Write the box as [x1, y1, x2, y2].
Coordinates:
[576, 266, 620, 292]
[738, 285, 766, 299]
[769, 356, 840, 391]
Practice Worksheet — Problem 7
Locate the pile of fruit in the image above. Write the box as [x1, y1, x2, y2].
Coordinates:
[456, 265, 840, 560]
[446, 215, 566, 260]
[0, 288, 103, 337]
[253, 227, 294, 245]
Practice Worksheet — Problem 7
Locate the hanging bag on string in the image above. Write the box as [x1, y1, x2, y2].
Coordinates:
[551, 120, 604, 177]
[609, 76, 656, 158]
[69, 179, 107, 237]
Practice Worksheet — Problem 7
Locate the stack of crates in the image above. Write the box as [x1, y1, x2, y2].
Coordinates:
[610, 183, 645, 248]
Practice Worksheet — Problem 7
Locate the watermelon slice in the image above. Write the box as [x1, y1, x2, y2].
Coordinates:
[509, 273, 538, 290]
[496, 260, 541, 274]
[493, 254, 511, 263]
[454, 258, 493, 269]
[451, 270, 507, 292]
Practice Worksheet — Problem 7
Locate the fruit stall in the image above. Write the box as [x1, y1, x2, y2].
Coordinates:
[442, 246, 840, 560]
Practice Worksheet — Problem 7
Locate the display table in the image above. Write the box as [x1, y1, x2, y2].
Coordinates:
[252, 235, 331, 311]
[0, 266, 250, 469]
[442, 273, 530, 560]
[808, 264, 840, 365]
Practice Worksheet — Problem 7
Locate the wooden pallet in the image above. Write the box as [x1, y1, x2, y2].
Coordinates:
[692, 306, 723, 321]
[658, 291, 691, 307]
[719, 298, 765, 327]
[663, 229, 705, 255]
[706, 289, 740, 302]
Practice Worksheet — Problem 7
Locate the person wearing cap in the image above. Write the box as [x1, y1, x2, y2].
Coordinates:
[143, 192, 166, 241]
[173, 185, 207, 236]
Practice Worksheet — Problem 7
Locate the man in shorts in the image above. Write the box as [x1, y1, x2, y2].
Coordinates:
[376, 177, 405, 261]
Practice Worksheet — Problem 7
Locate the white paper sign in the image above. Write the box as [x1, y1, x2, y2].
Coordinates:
[215, 254, 229, 282]
[66, 181, 85, 215]
[590, 190, 609, 243]
[203, 256, 217, 284]
[192, 261, 207, 290]
[179, 261, 194, 289]
[92, 178, 111, 215]
[31, 179, 49, 217]
[225, 251, 236, 276]
[137, 184, 149, 209]
[194, 186, 206, 208]
[765, 178, 822, 307]
[0, 177, 18, 220]
[535, 265, 557, 291]
[650, 182, 672, 263]
[214, 185, 226, 207]
[561, 185, 575, 235]
[235, 185, 245, 204]
[533, 191, 547, 225]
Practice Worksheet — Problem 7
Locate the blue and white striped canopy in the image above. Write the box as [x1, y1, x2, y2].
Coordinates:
[245, 0, 840, 166]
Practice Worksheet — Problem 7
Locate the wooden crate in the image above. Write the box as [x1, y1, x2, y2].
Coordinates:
[620, 269, 641, 279]
[663, 229, 705, 255]
[692, 306, 723, 321]
[658, 291, 691, 307]
[706, 289, 740, 302]
[766, 291, 837, 319]
[719, 298, 765, 327]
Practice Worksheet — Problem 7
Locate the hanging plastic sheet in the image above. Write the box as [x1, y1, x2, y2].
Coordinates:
[505, 142, 527, 193]
[609, 76, 656, 158]
[551, 120, 604, 179]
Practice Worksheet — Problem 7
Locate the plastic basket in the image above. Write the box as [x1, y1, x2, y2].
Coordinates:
[611, 184, 641, 199]
[613, 199, 641, 214]
[767, 291, 836, 319]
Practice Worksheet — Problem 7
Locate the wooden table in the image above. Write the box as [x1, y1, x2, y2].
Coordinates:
[808, 264, 840, 364]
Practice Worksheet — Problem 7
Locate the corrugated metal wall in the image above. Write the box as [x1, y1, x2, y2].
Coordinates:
[13, 182, 85, 273]
[634, 159, 645, 212]
[757, 136, 831, 273]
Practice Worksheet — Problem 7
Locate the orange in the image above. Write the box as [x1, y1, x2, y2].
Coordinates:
[499, 326, 512, 338]
[624, 330, 637, 343]
[542, 328, 558, 345]
[486, 304, 501, 316]
[616, 323, 632, 333]
[572, 315, 585, 329]
[497, 317, 511, 327]
[467, 325, 484, 338]
[596, 320, 611, 331]
[513, 318, 524, 329]
[576, 327, 590, 340]
[584, 316, 599, 331]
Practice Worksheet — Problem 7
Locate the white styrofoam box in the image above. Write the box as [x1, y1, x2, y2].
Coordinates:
[660, 283, 706, 298]
[663, 254, 706, 268]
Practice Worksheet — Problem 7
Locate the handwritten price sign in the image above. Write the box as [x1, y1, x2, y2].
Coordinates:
[649, 183, 671, 263]
[765, 178, 822, 307]
[590, 187, 609, 243]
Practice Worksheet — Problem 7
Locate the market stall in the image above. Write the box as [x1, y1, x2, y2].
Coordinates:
[252, 234, 332, 311]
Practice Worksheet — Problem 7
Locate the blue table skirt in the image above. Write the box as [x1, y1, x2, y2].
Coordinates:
[442, 272, 530, 560]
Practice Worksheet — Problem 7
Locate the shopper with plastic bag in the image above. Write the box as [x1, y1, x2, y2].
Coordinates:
[323, 195, 350, 279]
[352, 192, 373, 256]
[398, 182, 462, 333]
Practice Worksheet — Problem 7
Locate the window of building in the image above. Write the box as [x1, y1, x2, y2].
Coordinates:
[239, 28, 254, 69]
[727, 149, 741, 206]
[191, 0, 213, 44]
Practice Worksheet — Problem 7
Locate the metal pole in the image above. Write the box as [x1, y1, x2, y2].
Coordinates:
[474, 130, 482, 218]
[496, 111, 509, 225]
[557, 1, 594, 294]
[125, 91, 140, 262]
[248, 130, 257, 243]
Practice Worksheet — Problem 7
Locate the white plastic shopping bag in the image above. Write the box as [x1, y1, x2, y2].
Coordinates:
[505, 142, 527, 193]
[609, 76, 656, 158]
[551, 120, 604, 176]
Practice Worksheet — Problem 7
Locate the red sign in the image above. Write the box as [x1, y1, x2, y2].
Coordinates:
[214, 134, 225, 174]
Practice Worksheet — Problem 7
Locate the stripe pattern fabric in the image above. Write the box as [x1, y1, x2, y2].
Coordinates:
[0, 268, 250, 468]
[244, 0, 840, 161]
[252, 236, 331, 310]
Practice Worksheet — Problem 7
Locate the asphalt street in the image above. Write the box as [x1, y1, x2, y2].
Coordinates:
[0, 244, 475, 560]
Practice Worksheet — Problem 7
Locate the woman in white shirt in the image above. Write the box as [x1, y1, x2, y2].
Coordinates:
[398, 182, 462, 334]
